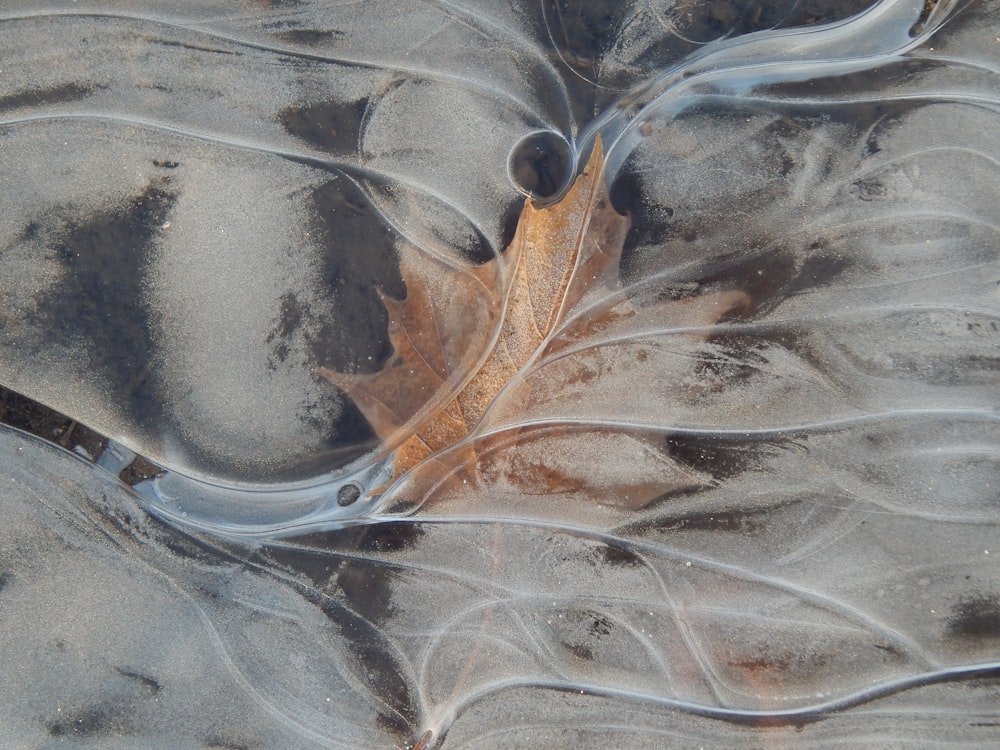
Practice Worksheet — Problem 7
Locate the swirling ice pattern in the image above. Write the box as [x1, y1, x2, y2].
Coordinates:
[0, 0, 998, 747]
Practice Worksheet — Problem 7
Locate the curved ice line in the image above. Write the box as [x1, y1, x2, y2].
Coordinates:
[633, 542, 736, 704]
[176, 606, 360, 747]
[0, 10, 563, 128]
[408, 587, 741, 648]
[263, 538, 531, 600]
[544, 304, 1000, 365]
[71, 511, 361, 748]
[376, 515, 936, 664]
[910, 53, 1000, 79]
[0, 111, 505, 260]
[585, 0, 934, 132]
[429, 661, 1000, 739]
[796, 203, 1000, 238]
[146, 404, 1000, 537]
[483, 0, 976, 195]
[390, 412, 1000, 493]
[440, 720, 774, 749]
[538, 1, 623, 94]
[708, 88, 1000, 113]
[412, 584, 855, 714]
[414, 0, 575, 133]
[781, 267, 1000, 302]
[547, 232, 999, 358]
[234, 552, 424, 727]
[415, 591, 690, 705]
[465, 410, 1000, 443]
[604, 85, 1000, 166]
[480, 362, 992, 440]
[850, 145, 1000, 180]
[601, 87, 1000, 175]
[802, 489, 1000, 526]
[594, 16, 991, 176]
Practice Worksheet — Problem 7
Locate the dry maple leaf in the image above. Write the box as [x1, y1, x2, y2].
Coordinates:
[319, 135, 749, 504]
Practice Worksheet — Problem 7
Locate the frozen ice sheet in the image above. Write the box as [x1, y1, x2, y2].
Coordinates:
[1, 0, 999, 747]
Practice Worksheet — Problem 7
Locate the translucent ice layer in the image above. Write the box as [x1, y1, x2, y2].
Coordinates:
[1, 0, 999, 746]
[0, 0, 907, 503]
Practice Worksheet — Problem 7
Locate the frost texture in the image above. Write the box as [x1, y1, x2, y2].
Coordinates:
[1, 0, 999, 748]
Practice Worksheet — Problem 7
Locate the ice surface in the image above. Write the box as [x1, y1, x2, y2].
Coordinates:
[1, 0, 998, 747]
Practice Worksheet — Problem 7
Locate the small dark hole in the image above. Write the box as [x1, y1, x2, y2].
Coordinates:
[507, 130, 573, 201]
[337, 483, 361, 506]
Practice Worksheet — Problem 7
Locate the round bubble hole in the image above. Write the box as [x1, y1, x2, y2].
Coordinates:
[337, 483, 361, 507]
[507, 130, 574, 202]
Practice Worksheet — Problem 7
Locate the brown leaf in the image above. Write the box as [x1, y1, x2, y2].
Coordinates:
[321, 136, 627, 477]
[320, 135, 748, 506]
[317, 240, 500, 455]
